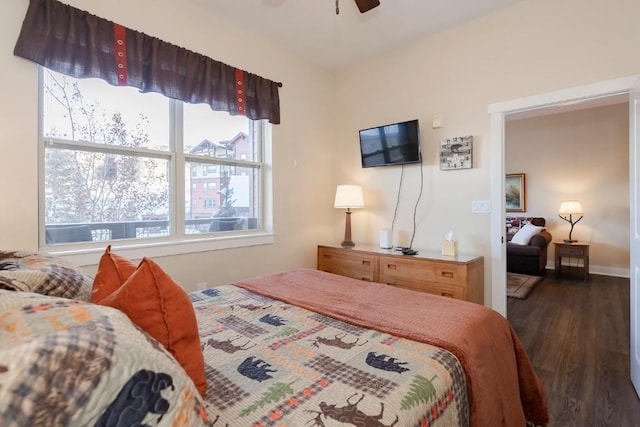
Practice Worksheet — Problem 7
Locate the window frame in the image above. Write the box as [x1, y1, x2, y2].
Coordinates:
[37, 67, 274, 264]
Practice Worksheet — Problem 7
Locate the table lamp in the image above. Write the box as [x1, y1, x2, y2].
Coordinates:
[558, 200, 583, 243]
[334, 185, 364, 247]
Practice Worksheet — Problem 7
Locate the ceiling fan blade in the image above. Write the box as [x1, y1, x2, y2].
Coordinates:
[354, 0, 380, 13]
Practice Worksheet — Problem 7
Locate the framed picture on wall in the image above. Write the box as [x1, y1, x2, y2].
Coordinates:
[439, 136, 473, 170]
[506, 173, 526, 212]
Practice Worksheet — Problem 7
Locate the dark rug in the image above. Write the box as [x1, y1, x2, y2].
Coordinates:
[507, 273, 543, 299]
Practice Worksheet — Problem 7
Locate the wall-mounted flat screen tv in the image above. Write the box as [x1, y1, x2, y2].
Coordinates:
[359, 119, 421, 168]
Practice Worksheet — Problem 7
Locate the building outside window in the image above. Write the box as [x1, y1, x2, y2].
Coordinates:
[202, 182, 217, 193]
[41, 69, 267, 245]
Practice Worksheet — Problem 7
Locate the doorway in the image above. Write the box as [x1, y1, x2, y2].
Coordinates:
[488, 74, 640, 397]
[488, 75, 638, 315]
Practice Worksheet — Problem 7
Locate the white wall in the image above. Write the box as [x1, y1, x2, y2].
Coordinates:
[0, 0, 335, 290]
[506, 103, 630, 277]
[332, 0, 640, 304]
[3, 0, 639, 304]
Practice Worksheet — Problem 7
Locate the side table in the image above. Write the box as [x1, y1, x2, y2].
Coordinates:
[554, 241, 590, 281]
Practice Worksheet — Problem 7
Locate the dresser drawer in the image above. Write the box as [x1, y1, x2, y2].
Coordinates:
[378, 256, 466, 287]
[389, 280, 464, 299]
[318, 246, 376, 281]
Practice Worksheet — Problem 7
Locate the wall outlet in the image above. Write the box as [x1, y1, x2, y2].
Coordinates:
[196, 281, 208, 291]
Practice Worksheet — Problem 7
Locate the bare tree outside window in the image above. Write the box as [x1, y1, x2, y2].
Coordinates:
[43, 71, 169, 227]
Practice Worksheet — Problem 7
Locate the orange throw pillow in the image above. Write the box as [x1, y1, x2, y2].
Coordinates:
[90, 245, 137, 303]
[97, 256, 207, 397]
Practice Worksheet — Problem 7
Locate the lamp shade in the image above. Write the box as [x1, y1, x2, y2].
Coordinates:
[559, 200, 583, 215]
[334, 185, 364, 209]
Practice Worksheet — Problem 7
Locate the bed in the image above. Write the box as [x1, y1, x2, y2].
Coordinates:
[0, 250, 549, 426]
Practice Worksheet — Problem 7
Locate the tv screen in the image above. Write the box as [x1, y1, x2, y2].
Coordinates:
[359, 119, 421, 168]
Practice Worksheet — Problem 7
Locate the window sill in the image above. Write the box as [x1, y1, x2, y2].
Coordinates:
[44, 232, 275, 267]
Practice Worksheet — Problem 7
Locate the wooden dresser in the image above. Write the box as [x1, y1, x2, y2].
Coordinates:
[317, 244, 484, 304]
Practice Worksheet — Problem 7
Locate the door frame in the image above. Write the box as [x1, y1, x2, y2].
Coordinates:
[630, 84, 640, 397]
[488, 74, 640, 316]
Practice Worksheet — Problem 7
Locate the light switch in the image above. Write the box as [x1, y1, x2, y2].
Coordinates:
[432, 114, 444, 129]
[472, 200, 491, 213]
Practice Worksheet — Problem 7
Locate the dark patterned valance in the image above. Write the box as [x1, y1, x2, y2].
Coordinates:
[14, 0, 281, 124]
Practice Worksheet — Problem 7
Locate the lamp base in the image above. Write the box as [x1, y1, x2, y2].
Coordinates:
[563, 239, 578, 243]
[341, 210, 355, 248]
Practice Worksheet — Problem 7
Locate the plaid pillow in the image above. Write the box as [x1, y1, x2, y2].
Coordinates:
[506, 217, 542, 241]
[0, 250, 92, 301]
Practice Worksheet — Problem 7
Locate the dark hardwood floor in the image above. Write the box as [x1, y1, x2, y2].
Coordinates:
[507, 269, 640, 427]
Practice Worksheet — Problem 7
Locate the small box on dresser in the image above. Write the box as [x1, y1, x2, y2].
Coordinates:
[317, 245, 484, 304]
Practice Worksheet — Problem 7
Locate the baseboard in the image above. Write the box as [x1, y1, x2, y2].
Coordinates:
[545, 262, 629, 278]
[592, 265, 630, 278]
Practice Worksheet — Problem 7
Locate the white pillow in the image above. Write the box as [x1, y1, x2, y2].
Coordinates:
[510, 223, 544, 245]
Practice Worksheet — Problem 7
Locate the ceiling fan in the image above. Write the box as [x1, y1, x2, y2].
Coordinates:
[335, 0, 380, 15]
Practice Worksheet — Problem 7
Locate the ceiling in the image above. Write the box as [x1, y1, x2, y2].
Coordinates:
[191, 0, 526, 70]
[191, 0, 628, 119]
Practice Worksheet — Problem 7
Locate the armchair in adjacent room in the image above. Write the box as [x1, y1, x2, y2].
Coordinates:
[506, 217, 552, 276]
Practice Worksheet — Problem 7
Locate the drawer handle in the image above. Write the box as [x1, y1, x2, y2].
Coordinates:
[323, 254, 331, 259]
[441, 271, 454, 278]
[387, 264, 397, 270]
[441, 292, 454, 298]
[362, 260, 371, 266]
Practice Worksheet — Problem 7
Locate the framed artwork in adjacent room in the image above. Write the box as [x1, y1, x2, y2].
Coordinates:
[439, 135, 473, 170]
[505, 173, 526, 212]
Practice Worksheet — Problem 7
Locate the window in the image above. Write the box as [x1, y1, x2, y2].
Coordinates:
[202, 182, 217, 192]
[41, 69, 268, 246]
